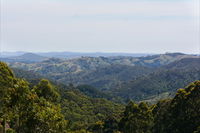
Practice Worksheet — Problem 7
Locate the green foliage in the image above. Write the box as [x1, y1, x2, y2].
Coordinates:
[1, 60, 200, 133]
[112, 81, 200, 133]
[0, 62, 67, 133]
[113, 58, 200, 101]
[24, 98, 67, 133]
[34, 79, 60, 102]
[12, 68, 43, 87]
[0, 62, 15, 108]
[102, 116, 119, 133]
[153, 81, 200, 133]
[119, 101, 153, 133]
[2, 63, 124, 132]
[61, 89, 124, 131]
[76, 85, 115, 100]
[88, 121, 104, 133]
[6, 128, 16, 133]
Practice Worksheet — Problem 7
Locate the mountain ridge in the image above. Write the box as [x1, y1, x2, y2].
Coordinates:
[0, 53, 48, 63]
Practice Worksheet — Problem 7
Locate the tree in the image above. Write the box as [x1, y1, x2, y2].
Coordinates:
[88, 121, 104, 133]
[103, 116, 119, 133]
[34, 79, 60, 102]
[0, 62, 68, 133]
[25, 98, 67, 133]
[153, 81, 200, 133]
[119, 101, 153, 133]
[0, 62, 15, 133]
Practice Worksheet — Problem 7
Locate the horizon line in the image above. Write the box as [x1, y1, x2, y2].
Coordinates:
[0, 51, 199, 55]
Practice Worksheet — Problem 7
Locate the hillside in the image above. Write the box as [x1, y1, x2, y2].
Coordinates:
[6, 53, 199, 102]
[12, 67, 123, 102]
[13, 57, 200, 103]
[60, 89, 124, 130]
[134, 52, 197, 67]
[117, 81, 200, 133]
[0, 62, 124, 132]
[1, 61, 200, 132]
[51, 65, 154, 90]
[8, 53, 197, 89]
[112, 58, 200, 101]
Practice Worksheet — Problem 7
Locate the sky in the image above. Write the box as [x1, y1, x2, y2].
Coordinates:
[1, 0, 200, 54]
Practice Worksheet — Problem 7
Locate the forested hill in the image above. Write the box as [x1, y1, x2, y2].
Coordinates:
[8, 53, 197, 71]
[117, 81, 200, 133]
[112, 58, 200, 101]
[12, 57, 200, 103]
[0, 62, 123, 132]
[0, 61, 200, 133]
[7, 53, 197, 89]
[7, 53, 199, 102]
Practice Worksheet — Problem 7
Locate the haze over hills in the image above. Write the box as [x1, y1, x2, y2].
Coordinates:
[0, 51, 27, 57]
[1, 51, 197, 64]
[0, 51, 153, 59]
[0, 51, 154, 63]
[4, 52, 199, 102]
[0, 53, 48, 63]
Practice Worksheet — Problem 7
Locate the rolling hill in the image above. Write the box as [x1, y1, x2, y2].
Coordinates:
[4, 53, 199, 102]
[111, 58, 200, 101]
[0, 53, 48, 63]
[8, 53, 197, 89]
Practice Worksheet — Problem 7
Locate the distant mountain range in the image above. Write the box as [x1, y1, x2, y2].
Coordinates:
[5, 52, 199, 102]
[1, 51, 197, 64]
[0, 53, 48, 63]
[0, 51, 153, 59]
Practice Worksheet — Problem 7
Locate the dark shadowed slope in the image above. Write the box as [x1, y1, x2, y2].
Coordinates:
[111, 58, 200, 101]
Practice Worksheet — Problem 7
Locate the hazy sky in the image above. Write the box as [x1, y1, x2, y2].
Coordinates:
[1, 0, 200, 53]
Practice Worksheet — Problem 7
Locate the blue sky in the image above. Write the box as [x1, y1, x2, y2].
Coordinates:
[1, 0, 199, 53]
